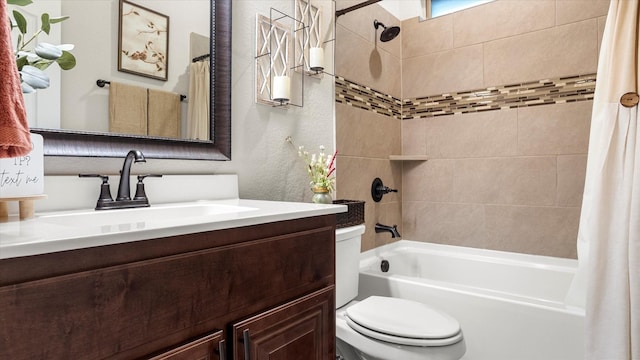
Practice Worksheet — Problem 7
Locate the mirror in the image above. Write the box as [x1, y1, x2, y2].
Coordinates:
[26, 0, 231, 160]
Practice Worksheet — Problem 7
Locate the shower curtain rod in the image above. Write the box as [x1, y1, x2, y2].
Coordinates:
[335, 0, 382, 17]
[192, 53, 210, 63]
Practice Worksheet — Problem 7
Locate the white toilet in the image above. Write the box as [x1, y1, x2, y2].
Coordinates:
[335, 225, 466, 360]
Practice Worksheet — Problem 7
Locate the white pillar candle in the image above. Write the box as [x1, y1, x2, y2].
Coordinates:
[309, 47, 324, 71]
[272, 75, 290, 102]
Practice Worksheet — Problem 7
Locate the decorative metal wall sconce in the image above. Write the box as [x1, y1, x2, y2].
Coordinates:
[295, 0, 335, 78]
[309, 46, 324, 73]
[255, 8, 307, 107]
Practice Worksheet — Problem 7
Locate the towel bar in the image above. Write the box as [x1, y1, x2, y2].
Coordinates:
[97, 79, 187, 101]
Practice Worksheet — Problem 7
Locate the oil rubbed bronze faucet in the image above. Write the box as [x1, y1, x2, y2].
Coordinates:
[371, 177, 398, 202]
[116, 150, 145, 201]
[80, 150, 162, 210]
[375, 223, 401, 238]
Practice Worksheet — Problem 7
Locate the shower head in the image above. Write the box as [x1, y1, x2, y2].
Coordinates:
[374, 19, 400, 42]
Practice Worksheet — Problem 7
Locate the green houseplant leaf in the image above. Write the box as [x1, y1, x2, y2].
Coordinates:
[56, 51, 76, 70]
[40, 13, 50, 34]
[8, 0, 77, 92]
[12, 10, 27, 34]
[7, 0, 33, 6]
[15, 54, 28, 70]
[39, 14, 70, 35]
[49, 16, 70, 24]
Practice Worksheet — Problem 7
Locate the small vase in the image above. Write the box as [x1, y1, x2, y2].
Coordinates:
[311, 187, 333, 204]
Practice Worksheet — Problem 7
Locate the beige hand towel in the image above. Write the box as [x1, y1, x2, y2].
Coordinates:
[0, 0, 32, 158]
[187, 60, 210, 140]
[148, 89, 181, 138]
[109, 82, 147, 136]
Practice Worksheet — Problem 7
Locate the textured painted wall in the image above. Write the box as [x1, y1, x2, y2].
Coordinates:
[44, 1, 336, 204]
[60, 0, 209, 133]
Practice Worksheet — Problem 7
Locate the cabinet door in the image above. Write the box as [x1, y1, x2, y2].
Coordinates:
[232, 287, 335, 360]
[0, 224, 334, 360]
[146, 331, 225, 360]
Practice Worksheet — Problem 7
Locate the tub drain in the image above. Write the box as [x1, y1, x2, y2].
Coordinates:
[381, 259, 390, 272]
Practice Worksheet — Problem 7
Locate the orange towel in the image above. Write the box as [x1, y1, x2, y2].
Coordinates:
[0, 0, 32, 158]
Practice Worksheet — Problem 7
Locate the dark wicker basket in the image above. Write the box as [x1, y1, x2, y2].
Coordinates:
[333, 199, 365, 229]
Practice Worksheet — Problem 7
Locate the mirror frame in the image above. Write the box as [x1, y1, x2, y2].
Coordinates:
[30, 0, 231, 161]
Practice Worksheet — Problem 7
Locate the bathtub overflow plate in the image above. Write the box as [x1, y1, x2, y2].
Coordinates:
[381, 259, 390, 272]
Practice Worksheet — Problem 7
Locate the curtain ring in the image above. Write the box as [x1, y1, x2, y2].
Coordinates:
[620, 92, 639, 108]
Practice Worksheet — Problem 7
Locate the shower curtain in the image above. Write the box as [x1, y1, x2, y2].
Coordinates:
[187, 60, 210, 140]
[568, 1, 639, 359]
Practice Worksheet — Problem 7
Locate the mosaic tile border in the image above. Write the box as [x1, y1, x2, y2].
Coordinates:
[335, 74, 596, 120]
[335, 76, 402, 119]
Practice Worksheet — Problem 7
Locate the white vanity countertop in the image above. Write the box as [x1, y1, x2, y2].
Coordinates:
[0, 199, 346, 260]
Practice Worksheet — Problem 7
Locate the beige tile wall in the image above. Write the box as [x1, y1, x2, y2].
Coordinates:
[402, 101, 593, 258]
[483, 19, 598, 86]
[400, 0, 607, 258]
[556, 0, 610, 25]
[452, 0, 556, 47]
[336, 0, 608, 257]
[335, 102, 402, 250]
[335, 1, 403, 251]
[403, 44, 484, 98]
[335, 1, 402, 98]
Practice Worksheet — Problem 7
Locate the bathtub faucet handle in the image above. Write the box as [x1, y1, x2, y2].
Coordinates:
[371, 177, 398, 202]
[378, 185, 398, 193]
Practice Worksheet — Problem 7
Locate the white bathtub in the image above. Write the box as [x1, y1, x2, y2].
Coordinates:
[357, 240, 585, 360]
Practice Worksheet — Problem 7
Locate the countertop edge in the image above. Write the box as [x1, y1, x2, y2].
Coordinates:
[0, 199, 347, 260]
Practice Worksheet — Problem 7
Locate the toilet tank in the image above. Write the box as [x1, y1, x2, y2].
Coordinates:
[335, 225, 365, 308]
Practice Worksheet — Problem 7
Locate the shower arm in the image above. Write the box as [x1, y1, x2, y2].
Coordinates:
[335, 0, 382, 17]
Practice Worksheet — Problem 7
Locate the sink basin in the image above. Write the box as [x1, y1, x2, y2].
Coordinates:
[37, 202, 258, 227]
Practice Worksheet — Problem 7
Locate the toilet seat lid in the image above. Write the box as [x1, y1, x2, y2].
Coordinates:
[345, 296, 462, 346]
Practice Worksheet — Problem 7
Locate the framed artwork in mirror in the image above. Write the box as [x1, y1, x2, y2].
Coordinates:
[118, 0, 169, 81]
[32, 0, 232, 161]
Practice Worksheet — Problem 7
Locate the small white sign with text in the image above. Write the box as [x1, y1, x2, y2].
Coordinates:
[0, 133, 44, 198]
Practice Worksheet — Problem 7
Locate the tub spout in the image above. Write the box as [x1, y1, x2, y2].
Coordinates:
[375, 223, 401, 238]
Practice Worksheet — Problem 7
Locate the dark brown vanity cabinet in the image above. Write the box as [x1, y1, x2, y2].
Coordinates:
[232, 287, 334, 360]
[0, 215, 336, 360]
[147, 331, 224, 360]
